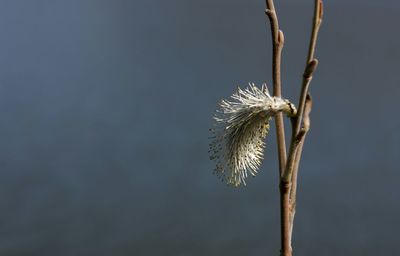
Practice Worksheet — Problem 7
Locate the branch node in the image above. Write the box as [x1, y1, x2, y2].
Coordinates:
[318, 0, 324, 21]
[280, 180, 292, 192]
[265, 8, 274, 17]
[296, 94, 312, 142]
[278, 30, 285, 44]
[303, 58, 319, 78]
[302, 94, 313, 131]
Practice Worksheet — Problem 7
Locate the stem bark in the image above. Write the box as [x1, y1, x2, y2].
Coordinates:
[264, 1, 324, 255]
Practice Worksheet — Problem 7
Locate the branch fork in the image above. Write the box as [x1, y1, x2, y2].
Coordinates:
[208, 1, 323, 254]
[264, 1, 323, 255]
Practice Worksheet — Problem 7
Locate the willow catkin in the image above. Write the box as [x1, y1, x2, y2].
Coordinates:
[209, 83, 296, 187]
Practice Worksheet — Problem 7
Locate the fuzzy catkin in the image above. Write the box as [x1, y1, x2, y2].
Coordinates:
[209, 83, 296, 187]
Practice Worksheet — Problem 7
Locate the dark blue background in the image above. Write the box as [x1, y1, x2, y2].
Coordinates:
[0, 1, 399, 255]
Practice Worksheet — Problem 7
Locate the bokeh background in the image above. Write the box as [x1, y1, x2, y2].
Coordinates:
[0, 0, 399, 255]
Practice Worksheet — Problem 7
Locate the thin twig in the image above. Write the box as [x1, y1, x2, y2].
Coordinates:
[306, 0, 324, 63]
[290, 94, 312, 204]
[290, 94, 312, 201]
[289, 0, 323, 195]
[265, 0, 286, 177]
[280, 1, 323, 255]
[279, 180, 292, 256]
[285, 0, 323, 253]
[282, 0, 323, 183]
[264, 1, 323, 256]
[265, 2, 292, 255]
[288, 94, 312, 240]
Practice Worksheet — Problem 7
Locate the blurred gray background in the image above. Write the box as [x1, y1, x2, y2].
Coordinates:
[0, 0, 399, 255]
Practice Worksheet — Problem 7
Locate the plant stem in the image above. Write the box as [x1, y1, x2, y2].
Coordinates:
[284, 0, 323, 251]
[280, 180, 292, 256]
[289, 94, 312, 242]
[265, 2, 291, 255]
[265, 1, 323, 255]
[265, 0, 286, 177]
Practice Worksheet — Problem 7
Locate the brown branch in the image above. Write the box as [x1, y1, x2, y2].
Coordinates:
[288, 94, 312, 241]
[290, 94, 312, 204]
[282, 0, 323, 183]
[263, 1, 323, 256]
[280, 180, 292, 256]
[307, 0, 323, 63]
[265, 2, 291, 255]
[279, 1, 323, 255]
[265, 0, 286, 177]
[282, 0, 322, 240]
